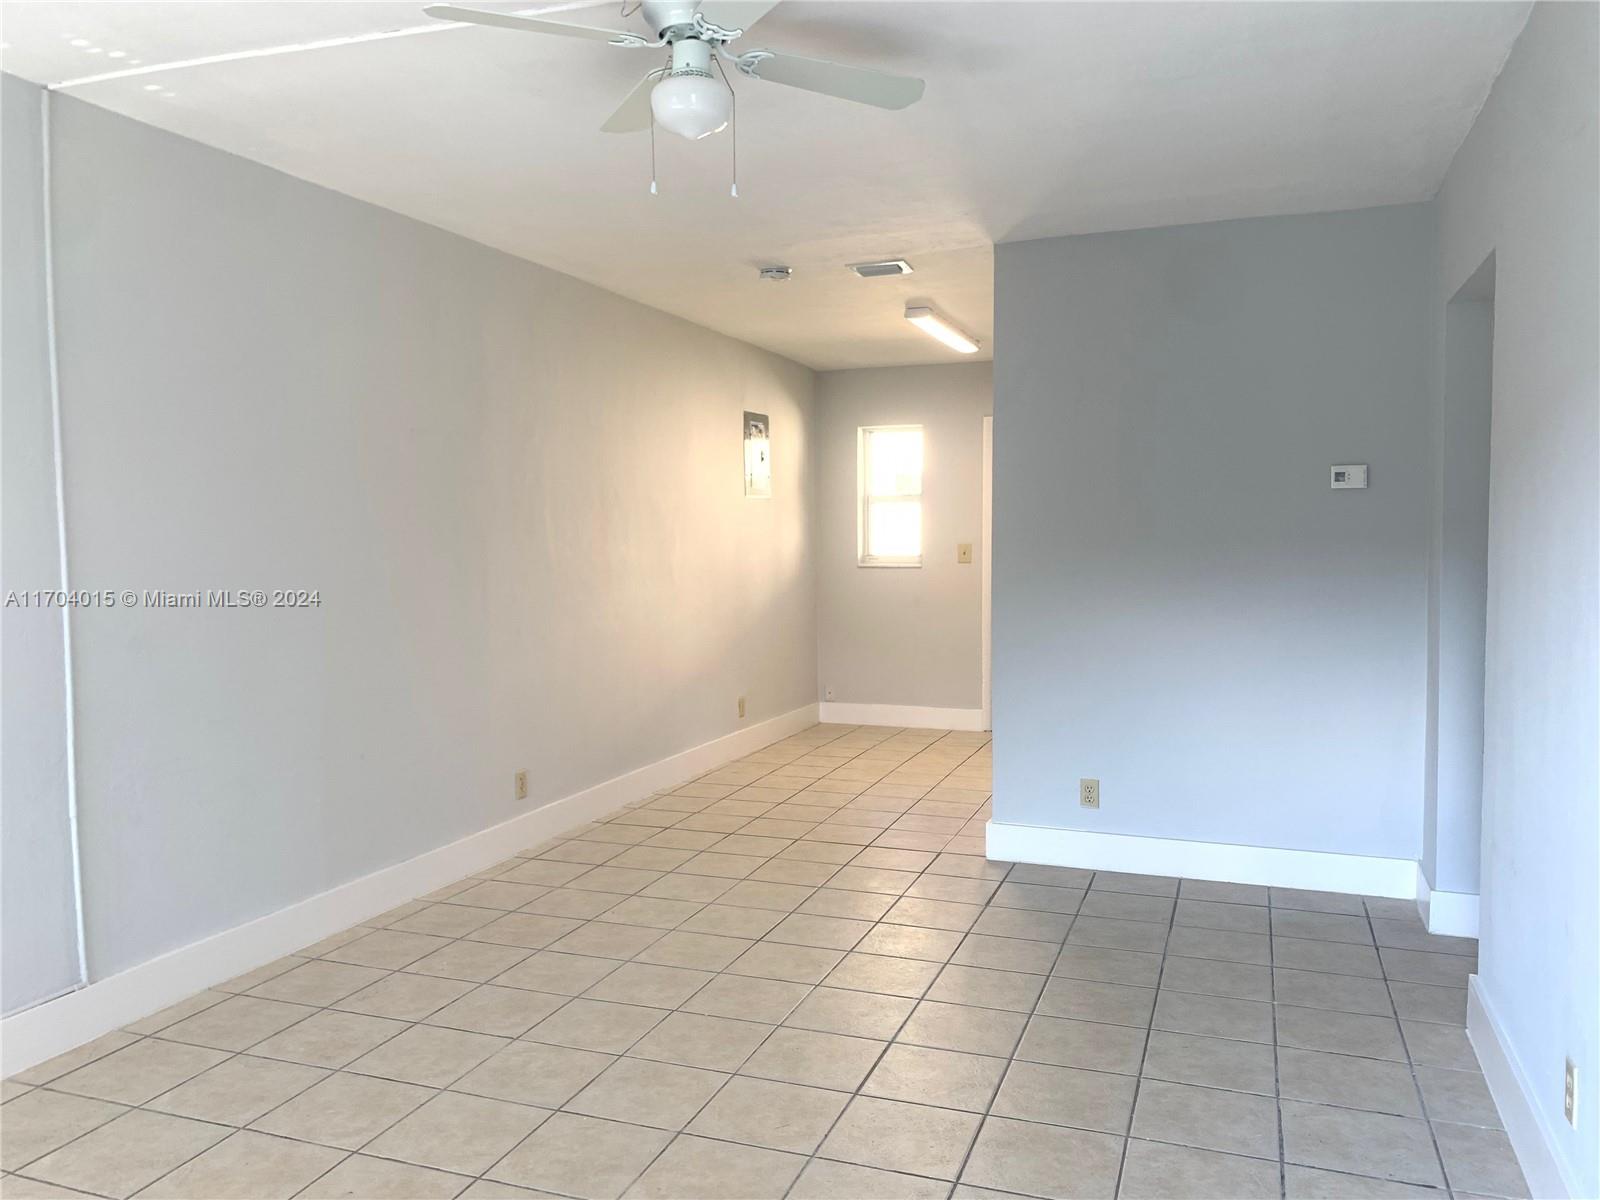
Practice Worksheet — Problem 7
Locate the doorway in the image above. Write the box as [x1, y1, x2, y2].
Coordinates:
[1423, 253, 1494, 935]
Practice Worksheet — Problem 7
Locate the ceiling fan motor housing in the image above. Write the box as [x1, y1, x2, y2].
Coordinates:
[668, 36, 715, 74]
[652, 37, 731, 139]
[642, 2, 714, 42]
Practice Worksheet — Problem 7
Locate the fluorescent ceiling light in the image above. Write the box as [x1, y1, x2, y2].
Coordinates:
[850, 259, 914, 278]
[904, 305, 980, 354]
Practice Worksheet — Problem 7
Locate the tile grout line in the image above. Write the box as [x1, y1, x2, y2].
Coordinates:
[1271, 892, 1287, 1200]
[750, 729, 999, 1197]
[783, 827, 1039, 1196]
[729, 728, 990, 1194]
[1110, 871, 1180, 1199]
[706, 728, 988, 1195]
[957, 869, 1138, 1199]
[1371, 895, 1460, 1199]
[937, 881, 1067, 1198]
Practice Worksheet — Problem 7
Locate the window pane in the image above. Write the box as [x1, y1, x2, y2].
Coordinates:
[868, 498, 921, 560]
[866, 429, 923, 497]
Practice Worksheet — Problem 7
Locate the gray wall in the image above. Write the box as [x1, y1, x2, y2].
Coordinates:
[816, 364, 991, 710]
[2, 75, 83, 1013]
[1434, 4, 1598, 1190]
[2, 82, 817, 991]
[993, 205, 1433, 859]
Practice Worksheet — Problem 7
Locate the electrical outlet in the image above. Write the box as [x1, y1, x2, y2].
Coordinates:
[825, 686, 835, 701]
[1566, 1058, 1578, 1127]
[737, 696, 747, 719]
[514, 770, 528, 801]
[1079, 778, 1100, 809]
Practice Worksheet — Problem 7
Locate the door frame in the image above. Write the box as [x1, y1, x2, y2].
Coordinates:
[981, 414, 993, 731]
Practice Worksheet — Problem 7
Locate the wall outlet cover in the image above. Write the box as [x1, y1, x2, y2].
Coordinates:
[737, 696, 747, 719]
[1079, 778, 1100, 809]
[514, 770, 528, 801]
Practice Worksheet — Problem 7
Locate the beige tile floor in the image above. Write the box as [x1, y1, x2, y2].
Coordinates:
[1, 724, 1527, 1200]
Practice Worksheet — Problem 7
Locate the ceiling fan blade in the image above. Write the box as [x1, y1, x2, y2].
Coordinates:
[423, 5, 651, 46]
[601, 73, 658, 134]
[696, 1, 780, 36]
[736, 50, 924, 110]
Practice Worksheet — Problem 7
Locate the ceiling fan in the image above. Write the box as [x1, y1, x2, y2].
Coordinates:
[422, 1, 925, 142]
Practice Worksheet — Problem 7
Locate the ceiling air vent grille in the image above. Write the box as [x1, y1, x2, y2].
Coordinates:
[848, 259, 914, 278]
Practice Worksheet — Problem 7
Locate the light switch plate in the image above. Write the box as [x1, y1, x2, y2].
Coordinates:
[1331, 464, 1368, 489]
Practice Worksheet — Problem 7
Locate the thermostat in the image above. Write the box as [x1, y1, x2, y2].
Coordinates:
[1331, 464, 1368, 489]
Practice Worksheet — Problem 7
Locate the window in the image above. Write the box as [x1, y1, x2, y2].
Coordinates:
[858, 425, 923, 566]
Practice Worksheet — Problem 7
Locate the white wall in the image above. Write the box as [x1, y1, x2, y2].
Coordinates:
[815, 364, 991, 711]
[1, 73, 83, 1013]
[1433, 4, 1599, 1193]
[1, 82, 817, 995]
[992, 204, 1434, 860]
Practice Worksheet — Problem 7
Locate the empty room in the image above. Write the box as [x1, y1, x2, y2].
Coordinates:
[1, 2, 1595, 1199]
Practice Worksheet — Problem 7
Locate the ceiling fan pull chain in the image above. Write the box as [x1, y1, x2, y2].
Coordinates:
[649, 112, 659, 195]
[715, 51, 738, 198]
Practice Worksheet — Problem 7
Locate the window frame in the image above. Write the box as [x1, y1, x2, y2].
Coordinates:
[857, 424, 924, 568]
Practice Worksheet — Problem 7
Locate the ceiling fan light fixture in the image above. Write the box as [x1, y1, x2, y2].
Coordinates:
[651, 70, 732, 140]
[904, 305, 980, 354]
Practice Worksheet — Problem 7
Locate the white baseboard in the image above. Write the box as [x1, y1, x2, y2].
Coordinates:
[1415, 865, 1480, 937]
[984, 821, 1417, 898]
[818, 702, 987, 732]
[0, 704, 820, 1076]
[1428, 891, 1480, 938]
[1468, 976, 1579, 1200]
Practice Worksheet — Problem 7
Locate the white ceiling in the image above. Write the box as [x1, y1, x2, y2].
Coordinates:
[2, 1, 1529, 370]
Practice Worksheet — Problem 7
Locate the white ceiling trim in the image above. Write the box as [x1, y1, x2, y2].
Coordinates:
[45, 3, 603, 90]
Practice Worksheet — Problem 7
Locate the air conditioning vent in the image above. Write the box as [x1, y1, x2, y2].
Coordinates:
[848, 259, 914, 278]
